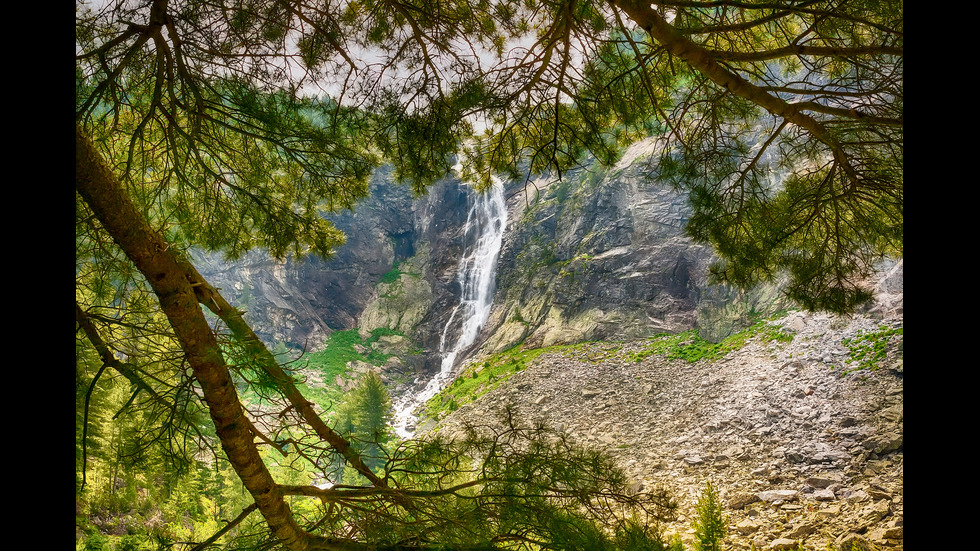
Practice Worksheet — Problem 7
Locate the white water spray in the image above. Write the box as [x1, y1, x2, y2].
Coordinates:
[392, 181, 507, 438]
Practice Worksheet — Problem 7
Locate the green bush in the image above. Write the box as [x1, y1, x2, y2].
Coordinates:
[379, 263, 404, 284]
[80, 531, 110, 551]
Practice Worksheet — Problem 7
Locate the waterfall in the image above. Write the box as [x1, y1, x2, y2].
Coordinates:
[392, 180, 507, 438]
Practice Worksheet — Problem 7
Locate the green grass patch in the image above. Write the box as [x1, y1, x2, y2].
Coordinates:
[379, 266, 404, 285]
[424, 340, 628, 420]
[378, 260, 422, 286]
[424, 344, 563, 420]
[624, 317, 794, 364]
[281, 328, 413, 414]
[841, 324, 903, 372]
[422, 316, 796, 421]
[305, 329, 366, 375]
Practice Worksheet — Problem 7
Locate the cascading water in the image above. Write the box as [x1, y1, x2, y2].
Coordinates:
[392, 180, 507, 438]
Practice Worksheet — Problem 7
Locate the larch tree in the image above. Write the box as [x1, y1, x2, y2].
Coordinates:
[76, 0, 901, 549]
[350, 371, 395, 473]
[329, 371, 393, 482]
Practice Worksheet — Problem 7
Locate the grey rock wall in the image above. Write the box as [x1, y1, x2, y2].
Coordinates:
[479, 143, 790, 357]
[197, 142, 899, 384]
[195, 168, 425, 352]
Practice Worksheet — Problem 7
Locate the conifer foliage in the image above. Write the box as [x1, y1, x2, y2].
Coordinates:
[691, 481, 727, 551]
[333, 371, 394, 479]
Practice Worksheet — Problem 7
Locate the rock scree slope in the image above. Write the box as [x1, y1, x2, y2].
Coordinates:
[429, 309, 904, 550]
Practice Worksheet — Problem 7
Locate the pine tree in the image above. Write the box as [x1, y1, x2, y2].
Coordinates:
[352, 371, 394, 472]
[692, 480, 727, 551]
[331, 371, 393, 480]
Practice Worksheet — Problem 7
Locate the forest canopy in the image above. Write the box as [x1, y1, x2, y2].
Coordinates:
[76, 0, 902, 549]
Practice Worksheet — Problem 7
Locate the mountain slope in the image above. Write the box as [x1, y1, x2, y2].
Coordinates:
[430, 307, 904, 550]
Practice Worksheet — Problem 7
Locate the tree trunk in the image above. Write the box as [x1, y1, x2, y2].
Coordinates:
[75, 123, 315, 550]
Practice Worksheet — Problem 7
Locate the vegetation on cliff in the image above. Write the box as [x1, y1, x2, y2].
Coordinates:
[424, 315, 796, 423]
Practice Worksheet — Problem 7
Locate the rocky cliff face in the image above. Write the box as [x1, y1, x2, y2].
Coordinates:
[479, 140, 792, 359]
[195, 169, 486, 386]
[195, 166, 439, 353]
[198, 139, 900, 405]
